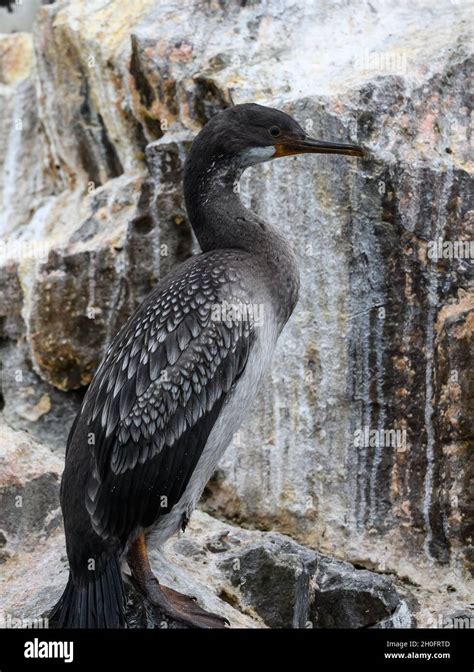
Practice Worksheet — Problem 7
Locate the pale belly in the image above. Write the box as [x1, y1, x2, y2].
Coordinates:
[145, 312, 279, 549]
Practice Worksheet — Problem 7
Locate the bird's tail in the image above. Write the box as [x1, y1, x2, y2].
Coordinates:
[49, 553, 126, 628]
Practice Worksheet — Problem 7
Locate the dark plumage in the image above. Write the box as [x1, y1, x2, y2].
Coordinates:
[0, 0, 14, 13]
[83, 252, 253, 540]
[51, 103, 363, 628]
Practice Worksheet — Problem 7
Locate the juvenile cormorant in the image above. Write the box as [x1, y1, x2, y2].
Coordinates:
[51, 103, 363, 628]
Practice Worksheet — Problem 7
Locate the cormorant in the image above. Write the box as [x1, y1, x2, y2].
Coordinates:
[51, 103, 363, 628]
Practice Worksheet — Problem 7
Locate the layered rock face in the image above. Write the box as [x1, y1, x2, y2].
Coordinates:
[0, 0, 472, 626]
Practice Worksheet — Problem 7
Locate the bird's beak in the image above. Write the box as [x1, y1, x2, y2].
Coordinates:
[274, 136, 365, 158]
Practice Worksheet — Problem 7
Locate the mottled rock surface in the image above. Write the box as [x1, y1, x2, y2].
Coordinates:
[0, 0, 472, 627]
[219, 533, 413, 629]
[0, 425, 62, 561]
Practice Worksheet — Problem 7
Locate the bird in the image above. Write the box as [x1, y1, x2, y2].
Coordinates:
[50, 103, 363, 629]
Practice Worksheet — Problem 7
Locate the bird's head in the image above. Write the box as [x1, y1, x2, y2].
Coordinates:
[188, 102, 364, 170]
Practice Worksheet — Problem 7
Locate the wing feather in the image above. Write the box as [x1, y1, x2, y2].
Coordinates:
[79, 252, 255, 543]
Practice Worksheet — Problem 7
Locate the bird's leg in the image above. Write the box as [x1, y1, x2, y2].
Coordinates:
[127, 534, 229, 629]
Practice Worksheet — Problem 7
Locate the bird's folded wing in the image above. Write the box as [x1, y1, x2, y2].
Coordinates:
[77, 258, 254, 541]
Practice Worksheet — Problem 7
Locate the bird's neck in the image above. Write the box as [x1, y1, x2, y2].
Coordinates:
[183, 154, 300, 323]
[184, 155, 288, 255]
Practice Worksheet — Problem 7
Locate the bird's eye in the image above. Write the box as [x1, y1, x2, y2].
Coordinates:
[269, 126, 281, 137]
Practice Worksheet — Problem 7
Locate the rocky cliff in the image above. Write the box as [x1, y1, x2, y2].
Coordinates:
[0, 0, 472, 628]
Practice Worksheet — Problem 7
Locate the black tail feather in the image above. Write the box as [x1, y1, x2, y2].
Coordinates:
[50, 554, 126, 628]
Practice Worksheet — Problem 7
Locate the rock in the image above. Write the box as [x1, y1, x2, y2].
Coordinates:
[0, 31, 52, 238]
[310, 556, 406, 629]
[219, 532, 413, 629]
[0, 1, 51, 34]
[0, 424, 62, 559]
[0, 341, 84, 451]
[1, 507, 413, 630]
[0, 260, 23, 340]
[0, 0, 472, 625]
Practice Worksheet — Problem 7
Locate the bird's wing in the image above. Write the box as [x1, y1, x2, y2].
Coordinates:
[79, 252, 255, 541]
